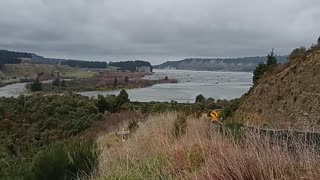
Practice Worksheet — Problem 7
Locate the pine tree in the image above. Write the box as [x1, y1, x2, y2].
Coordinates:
[267, 49, 277, 66]
[30, 78, 42, 91]
[195, 94, 205, 103]
[116, 89, 130, 107]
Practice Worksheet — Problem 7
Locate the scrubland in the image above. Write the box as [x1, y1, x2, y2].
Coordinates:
[93, 112, 320, 180]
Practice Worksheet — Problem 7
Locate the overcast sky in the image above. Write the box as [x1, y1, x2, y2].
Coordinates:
[0, 0, 319, 64]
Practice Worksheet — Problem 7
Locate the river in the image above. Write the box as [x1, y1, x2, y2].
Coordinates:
[79, 69, 253, 103]
[0, 70, 253, 102]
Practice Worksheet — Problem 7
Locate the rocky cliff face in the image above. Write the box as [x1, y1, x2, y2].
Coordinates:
[232, 49, 320, 130]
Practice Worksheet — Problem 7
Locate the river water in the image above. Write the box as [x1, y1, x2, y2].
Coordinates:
[79, 69, 253, 103]
[0, 82, 28, 97]
[0, 70, 253, 102]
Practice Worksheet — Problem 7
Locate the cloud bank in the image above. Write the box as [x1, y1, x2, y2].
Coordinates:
[0, 0, 319, 64]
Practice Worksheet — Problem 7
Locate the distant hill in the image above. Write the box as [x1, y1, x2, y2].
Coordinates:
[154, 56, 288, 72]
[0, 49, 152, 71]
[109, 60, 153, 73]
[0, 49, 32, 67]
[30, 53, 66, 64]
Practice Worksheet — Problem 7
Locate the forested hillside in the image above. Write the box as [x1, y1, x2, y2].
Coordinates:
[109, 60, 153, 72]
[61, 59, 108, 69]
[154, 56, 288, 72]
[0, 50, 31, 68]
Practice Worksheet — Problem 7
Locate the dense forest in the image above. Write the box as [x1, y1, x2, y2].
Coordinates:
[0, 91, 129, 179]
[0, 50, 31, 68]
[0, 50, 153, 71]
[61, 59, 108, 69]
[109, 60, 153, 72]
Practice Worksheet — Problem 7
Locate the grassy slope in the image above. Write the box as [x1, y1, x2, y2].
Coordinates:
[0, 63, 96, 83]
[231, 49, 320, 129]
[93, 112, 320, 180]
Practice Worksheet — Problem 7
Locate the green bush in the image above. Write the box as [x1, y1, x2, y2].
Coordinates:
[288, 47, 306, 61]
[152, 103, 171, 113]
[253, 49, 278, 84]
[116, 89, 130, 107]
[195, 94, 206, 103]
[172, 114, 187, 138]
[29, 139, 100, 180]
[220, 98, 242, 120]
[30, 78, 42, 91]
[253, 63, 268, 83]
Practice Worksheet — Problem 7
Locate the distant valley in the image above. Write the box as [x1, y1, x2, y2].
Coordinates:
[154, 56, 288, 72]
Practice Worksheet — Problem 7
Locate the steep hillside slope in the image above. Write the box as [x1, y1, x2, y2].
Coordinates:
[232, 49, 320, 129]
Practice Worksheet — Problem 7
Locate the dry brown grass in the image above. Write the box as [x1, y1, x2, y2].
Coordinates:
[93, 112, 320, 180]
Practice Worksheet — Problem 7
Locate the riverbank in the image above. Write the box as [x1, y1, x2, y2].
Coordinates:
[35, 70, 177, 92]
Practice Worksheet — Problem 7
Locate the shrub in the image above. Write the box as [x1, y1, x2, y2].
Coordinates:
[128, 120, 139, 133]
[96, 94, 108, 113]
[52, 78, 61, 86]
[288, 47, 306, 61]
[152, 103, 171, 113]
[30, 78, 42, 91]
[116, 89, 130, 107]
[220, 98, 242, 120]
[29, 139, 100, 180]
[195, 94, 206, 103]
[253, 49, 278, 84]
[172, 114, 187, 138]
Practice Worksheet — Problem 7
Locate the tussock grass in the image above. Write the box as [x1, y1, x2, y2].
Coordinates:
[94, 112, 320, 180]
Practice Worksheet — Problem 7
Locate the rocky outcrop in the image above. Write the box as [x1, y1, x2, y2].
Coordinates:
[136, 66, 152, 73]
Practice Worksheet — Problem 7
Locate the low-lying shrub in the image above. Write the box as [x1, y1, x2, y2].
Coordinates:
[172, 113, 187, 138]
[29, 139, 100, 180]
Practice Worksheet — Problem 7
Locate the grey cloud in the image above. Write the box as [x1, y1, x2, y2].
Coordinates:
[0, 0, 319, 64]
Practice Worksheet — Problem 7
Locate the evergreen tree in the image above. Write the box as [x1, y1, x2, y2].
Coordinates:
[96, 95, 108, 113]
[253, 49, 278, 84]
[253, 63, 268, 83]
[116, 89, 130, 107]
[195, 94, 206, 103]
[30, 78, 42, 91]
[165, 76, 169, 80]
[267, 49, 277, 66]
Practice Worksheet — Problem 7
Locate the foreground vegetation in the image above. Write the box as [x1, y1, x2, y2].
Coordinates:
[0, 91, 231, 179]
[95, 112, 320, 180]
